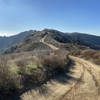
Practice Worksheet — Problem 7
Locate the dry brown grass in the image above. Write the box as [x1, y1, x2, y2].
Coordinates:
[71, 49, 100, 65]
[18, 54, 69, 88]
[41, 55, 68, 73]
[0, 56, 21, 99]
[0, 53, 70, 99]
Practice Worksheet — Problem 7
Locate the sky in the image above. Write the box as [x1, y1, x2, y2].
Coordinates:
[0, 0, 100, 36]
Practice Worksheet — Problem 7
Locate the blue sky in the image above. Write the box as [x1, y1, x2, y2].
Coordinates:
[0, 0, 100, 36]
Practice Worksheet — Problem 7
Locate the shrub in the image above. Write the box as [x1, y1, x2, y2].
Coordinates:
[0, 56, 21, 99]
[41, 55, 68, 75]
[15, 58, 28, 67]
[0, 54, 69, 99]
[21, 67, 46, 87]
[72, 50, 100, 65]
[18, 55, 69, 88]
[17, 58, 45, 87]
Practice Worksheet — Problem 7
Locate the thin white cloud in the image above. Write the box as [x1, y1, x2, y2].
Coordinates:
[0, 33, 14, 36]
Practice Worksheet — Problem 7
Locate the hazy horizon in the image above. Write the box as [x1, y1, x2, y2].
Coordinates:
[0, 0, 100, 36]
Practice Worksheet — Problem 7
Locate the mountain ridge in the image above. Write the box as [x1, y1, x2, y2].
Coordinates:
[4, 29, 100, 54]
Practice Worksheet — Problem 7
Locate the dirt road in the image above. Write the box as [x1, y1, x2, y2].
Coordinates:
[40, 34, 59, 50]
[21, 56, 100, 100]
[60, 56, 100, 100]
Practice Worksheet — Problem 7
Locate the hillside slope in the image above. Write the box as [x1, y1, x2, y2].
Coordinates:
[69, 33, 100, 50]
[0, 30, 34, 53]
[4, 29, 100, 54]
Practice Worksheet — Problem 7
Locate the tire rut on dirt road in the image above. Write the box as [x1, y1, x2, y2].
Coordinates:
[61, 56, 100, 100]
[59, 70, 85, 100]
[83, 64, 99, 87]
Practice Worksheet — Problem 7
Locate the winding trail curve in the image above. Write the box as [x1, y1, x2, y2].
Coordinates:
[61, 56, 100, 100]
[40, 34, 59, 50]
[21, 56, 100, 100]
